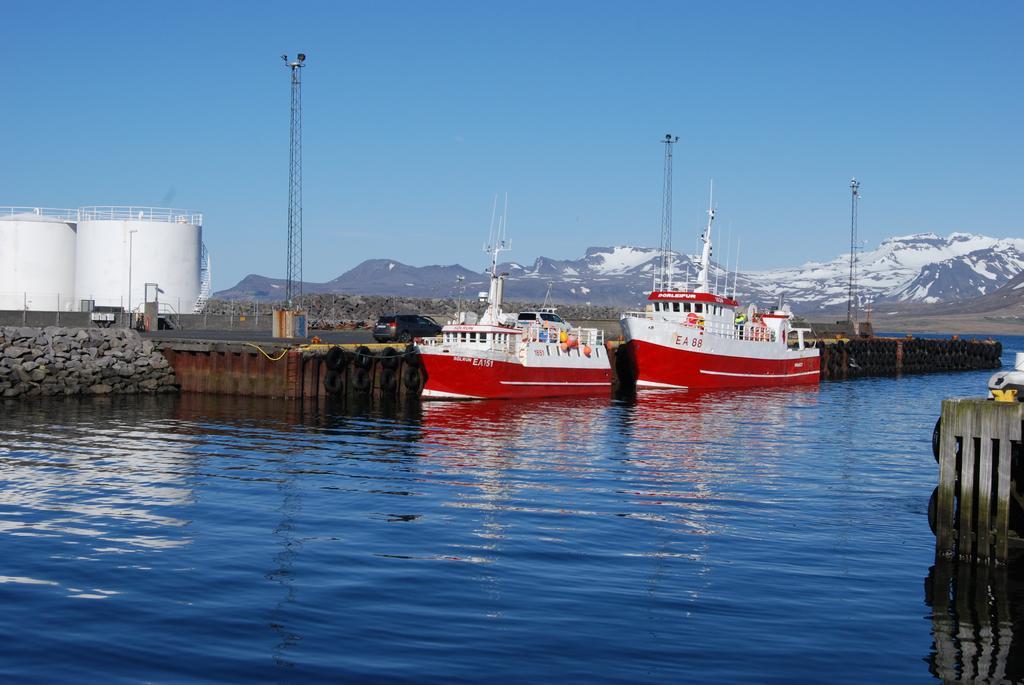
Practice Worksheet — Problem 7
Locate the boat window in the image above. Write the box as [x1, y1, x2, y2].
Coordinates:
[682, 303, 690, 313]
[694, 303, 703, 313]
[654, 302, 660, 311]
[672, 303, 680, 312]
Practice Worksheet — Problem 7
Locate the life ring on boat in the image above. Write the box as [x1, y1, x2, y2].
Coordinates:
[582, 344, 592, 357]
[686, 312, 698, 326]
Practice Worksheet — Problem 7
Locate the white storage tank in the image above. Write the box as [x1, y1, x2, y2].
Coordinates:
[0, 207, 78, 310]
[75, 207, 203, 313]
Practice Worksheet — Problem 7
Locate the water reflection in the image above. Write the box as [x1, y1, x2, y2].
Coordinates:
[614, 385, 821, 527]
[925, 562, 1024, 683]
[0, 396, 195, 556]
[417, 397, 617, 567]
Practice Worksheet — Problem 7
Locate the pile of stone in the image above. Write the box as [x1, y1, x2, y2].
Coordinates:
[203, 294, 622, 328]
[0, 326, 178, 398]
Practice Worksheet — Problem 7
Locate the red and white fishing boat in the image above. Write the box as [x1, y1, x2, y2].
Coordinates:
[620, 189, 820, 390]
[417, 215, 612, 400]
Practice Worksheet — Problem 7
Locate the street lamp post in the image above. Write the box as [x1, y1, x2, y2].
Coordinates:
[128, 229, 138, 326]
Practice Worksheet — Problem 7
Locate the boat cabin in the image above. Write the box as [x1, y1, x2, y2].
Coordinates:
[439, 325, 520, 350]
[636, 290, 798, 345]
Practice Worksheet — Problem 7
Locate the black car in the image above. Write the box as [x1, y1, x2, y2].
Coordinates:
[373, 314, 442, 343]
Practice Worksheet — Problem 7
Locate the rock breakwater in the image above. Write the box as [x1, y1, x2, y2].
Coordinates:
[0, 326, 177, 398]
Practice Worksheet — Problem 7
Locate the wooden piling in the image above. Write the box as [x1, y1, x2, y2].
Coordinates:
[935, 398, 1023, 564]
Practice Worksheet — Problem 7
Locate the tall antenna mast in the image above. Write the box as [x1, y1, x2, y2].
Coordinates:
[484, 193, 511, 276]
[657, 134, 679, 290]
[732, 238, 741, 299]
[846, 177, 861, 325]
[695, 180, 715, 292]
[283, 53, 306, 309]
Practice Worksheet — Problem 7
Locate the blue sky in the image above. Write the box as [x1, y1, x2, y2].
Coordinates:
[2, 2, 1021, 290]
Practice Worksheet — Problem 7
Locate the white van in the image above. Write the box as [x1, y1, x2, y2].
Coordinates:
[515, 310, 571, 331]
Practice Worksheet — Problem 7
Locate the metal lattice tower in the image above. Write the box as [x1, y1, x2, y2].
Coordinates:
[283, 53, 306, 308]
[657, 134, 679, 290]
[846, 177, 861, 325]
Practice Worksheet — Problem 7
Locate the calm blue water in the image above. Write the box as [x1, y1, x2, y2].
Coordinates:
[1, 336, 1021, 684]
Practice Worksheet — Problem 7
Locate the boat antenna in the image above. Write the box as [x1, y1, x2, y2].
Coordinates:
[658, 134, 679, 291]
[484, 193, 511, 277]
[718, 221, 732, 295]
[731, 237, 741, 299]
[455, 274, 466, 320]
[695, 180, 715, 293]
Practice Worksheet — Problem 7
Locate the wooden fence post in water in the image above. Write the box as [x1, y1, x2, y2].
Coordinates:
[935, 399, 1023, 564]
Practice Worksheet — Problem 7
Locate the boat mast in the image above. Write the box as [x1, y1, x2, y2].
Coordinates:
[695, 181, 715, 293]
[482, 194, 510, 323]
[657, 134, 679, 291]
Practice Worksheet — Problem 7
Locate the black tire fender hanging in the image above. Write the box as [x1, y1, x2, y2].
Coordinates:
[354, 346, 373, 370]
[352, 367, 371, 392]
[325, 346, 347, 371]
[402, 366, 421, 390]
[324, 369, 345, 395]
[381, 347, 400, 370]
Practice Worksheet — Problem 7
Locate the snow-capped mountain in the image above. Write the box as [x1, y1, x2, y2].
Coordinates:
[747, 233, 1024, 314]
[213, 232, 1024, 313]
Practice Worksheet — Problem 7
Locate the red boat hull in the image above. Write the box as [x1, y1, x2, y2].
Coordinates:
[625, 338, 820, 390]
[419, 354, 612, 399]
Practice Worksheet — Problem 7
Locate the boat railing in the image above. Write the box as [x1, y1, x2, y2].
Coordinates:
[519, 323, 604, 347]
[740, 325, 776, 343]
[626, 310, 780, 344]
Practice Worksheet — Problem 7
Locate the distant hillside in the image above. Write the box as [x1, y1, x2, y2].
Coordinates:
[214, 232, 1024, 316]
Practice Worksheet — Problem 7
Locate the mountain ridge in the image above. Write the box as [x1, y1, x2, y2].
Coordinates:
[213, 231, 1024, 315]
